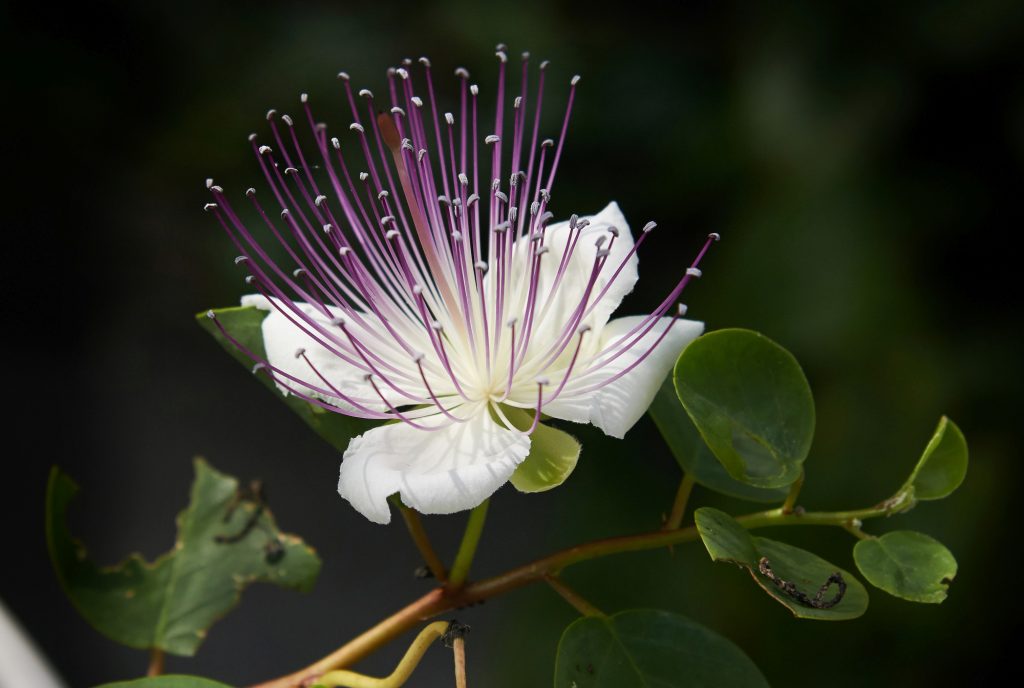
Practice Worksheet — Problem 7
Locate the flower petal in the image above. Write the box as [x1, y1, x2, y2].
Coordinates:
[337, 406, 531, 524]
[544, 316, 704, 439]
[241, 294, 394, 413]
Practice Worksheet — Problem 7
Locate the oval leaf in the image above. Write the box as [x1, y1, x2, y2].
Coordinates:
[694, 507, 868, 620]
[902, 416, 968, 501]
[674, 329, 814, 489]
[650, 380, 788, 502]
[97, 677, 234, 688]
[554, 609, 768, 688]
[47, 460, 321, 656]
[853, 531, 957, 603]
[694, 507, 759, 565]
[197, 306, 375, 451]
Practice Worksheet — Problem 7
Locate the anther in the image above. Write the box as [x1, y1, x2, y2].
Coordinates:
[248, 133, 258, 142]
[571, 75, 581, 86]
[294, 348, 306, 359]
[608, 226, 620, 237]
[390, 107, 406, 116]
[331, 316, 347, 327]
[385, 229, 399, 239]
[402, 139, 414, 152]
[209, 185, 224, 193]
[252, 362, 267, 374]
[245, 275, 256, 284]
[411, 96, 423, 107]
[569, 214, 579, 230]
[577, 219, 591, 230]
[542, 138, 554, 148]
[535, 245, 550, 257]
[540, 60, 550, 70]
[359, 172, 369, 181]
[467, 193, 479, 206]
[281, 114, 294, 127]
[396, 68, 410, 80]
[266, 109, 277, 120]
[246, 188, 256, 196]
[205, 178, 214, 188]
[293, 268, 306, 278]
[349, 123, 365, 133]
[381, 215, 396, 225]
[459, 173, 469, 186]
[315, 195, 327, 206]
[331, 137, 341, 150]
[506, 316, 519, 327]
[412, 351, 426, 363]
[470, 84, 479, 96]
[323, 224, 333, 233]
[485, 134, 501, 144]
[577, 323, 592, 335]
[258, 145, 273, 155]
[535, 376, 550, 386]
[513, 96, 522, 109]
[445, 112, 455, 125]
[493, 221, 510, 232]
[358, 89, 374, 99]
[474, 260, 488, 272]
[377, 190, 390, 200]
[677, 304, 688, 316]
[430, 321, 443, 331]
[686, 267, 703, 278]
[337, 71, 350, 81]
[455, 67, 469, 78]
[284, 167, 298, 175]
[540, 189, 551, 203]
[205, 310, 216, 319]
[234, 256, 248, 264]
[203, 203, 218, 211]
[597, 248, 611, 258]
[495, 50, 508, 63]
[412, 284, 424, 295]
[642, 221, 657, 233]
[280, 209, 291, 219]
[417, 150, 427, 163]
[494, 190, 508, 204]
[300, 93, 308, 103]
[509, 207, 518, 223]
[530, 201, 540, 215]
[708, 232, 722, 241]
[418, 56, 431, 67]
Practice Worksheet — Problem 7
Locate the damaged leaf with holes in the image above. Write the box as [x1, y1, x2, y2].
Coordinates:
[46, 458, 321, 656]
[695, 507, 869, 620]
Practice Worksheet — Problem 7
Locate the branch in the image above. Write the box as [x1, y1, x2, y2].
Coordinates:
[250, 495, 911, 688]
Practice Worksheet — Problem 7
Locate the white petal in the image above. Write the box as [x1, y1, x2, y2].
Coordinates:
[509, 202, 637, 356]
[337, 407, 531, 524]
[543, 316, 704, 439]
[241, 294, 395, 413]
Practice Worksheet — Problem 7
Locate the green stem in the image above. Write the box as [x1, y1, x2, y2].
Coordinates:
[250, 492, 912, 688]
[445, 499, 490, 592]
[781, 469, 805, 514]
[545, 575, 605, 617]
[664, 473, 697, 530]
[392, 498, 448, 583]
[316, 621, 450, 688]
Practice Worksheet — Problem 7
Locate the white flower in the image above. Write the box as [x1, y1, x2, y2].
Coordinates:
[205, 51, 715, 524]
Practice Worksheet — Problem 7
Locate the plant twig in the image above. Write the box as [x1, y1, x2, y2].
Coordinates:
[452, 636, 467, 688]
[445, 500, 489, 593]
[544, 575, 604, 617]
[392, 497, 448, 582]
[147, 648, 165, 677]
[250, 495, 913, 688]
[781, 470, 805, 515]
[663, 473, 697, 530]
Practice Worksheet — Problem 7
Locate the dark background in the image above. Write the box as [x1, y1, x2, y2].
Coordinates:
[4, 1, 1022, 686]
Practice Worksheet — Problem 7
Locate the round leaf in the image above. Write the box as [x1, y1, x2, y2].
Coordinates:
[97, 677, 234, 688]
[554, 609, 768, 688]
[853, 531, 957, 603]
[902, 416, 968, 501]
[694, 508, 869, 620]
[650, 380, 788, 502]
[674, 329, 814, 489]
[753, 538, 869, 620]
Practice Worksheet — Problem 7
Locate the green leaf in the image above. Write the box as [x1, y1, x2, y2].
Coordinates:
[695, 507, 868, 620]
[96, 676, 235, 688]
[673, 329, 815, 489]
[554, 609, 768, 688]
[197, 306, 375, 451]
[502, 407, 581, 492]
[47, 459, 321, 656]
[853, 531, 957, 603]
[649, 379, 788, 502]
[693, 506, 760, 565]
[901, 416, 968, 501]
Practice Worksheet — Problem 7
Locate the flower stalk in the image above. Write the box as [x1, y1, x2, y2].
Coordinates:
[446, 500, 490, 593]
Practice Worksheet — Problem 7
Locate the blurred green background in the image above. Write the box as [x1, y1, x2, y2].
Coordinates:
[5, 0, 1022, 685]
